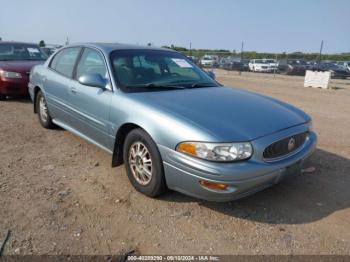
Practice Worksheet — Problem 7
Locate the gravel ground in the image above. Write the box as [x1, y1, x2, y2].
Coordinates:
[0, 70, 349, 255]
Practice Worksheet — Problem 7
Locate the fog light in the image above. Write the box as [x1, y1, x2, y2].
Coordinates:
[199, 180, 228, 190]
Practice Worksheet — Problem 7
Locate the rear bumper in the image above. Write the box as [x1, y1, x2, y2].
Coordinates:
[0, 77, 29, 96]
[159, 126, 317, 202]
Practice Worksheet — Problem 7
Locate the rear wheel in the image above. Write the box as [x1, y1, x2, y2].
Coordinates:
[36, 91, 54, 129]
[123, 128, 167, 197]
[0, 95, 6, 101]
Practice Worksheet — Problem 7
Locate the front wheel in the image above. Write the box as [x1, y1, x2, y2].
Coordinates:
[0, 95, 6, 101]
[123, 128, 167, 197]
[36, 91, 54, 129]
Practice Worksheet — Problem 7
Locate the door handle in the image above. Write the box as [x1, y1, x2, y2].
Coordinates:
[70, 87, 78, 94]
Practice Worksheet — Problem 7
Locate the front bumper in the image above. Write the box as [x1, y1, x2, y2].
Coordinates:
[0, 76, 29, 96]
[256, 67, 276, 73]
[159, 124, 317, 202]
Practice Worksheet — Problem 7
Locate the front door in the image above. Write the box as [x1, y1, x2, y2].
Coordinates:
[68, 47, 112, 150]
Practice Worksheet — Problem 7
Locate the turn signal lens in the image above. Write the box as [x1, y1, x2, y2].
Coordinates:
[177, 143, 197, 156]
[199, 180, 228, 190]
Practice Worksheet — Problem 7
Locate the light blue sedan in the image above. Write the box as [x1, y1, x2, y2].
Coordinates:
[28, 43, 317, 201]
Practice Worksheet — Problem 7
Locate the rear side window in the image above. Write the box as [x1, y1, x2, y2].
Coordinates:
[76, 48, 107, 79]
[50, 47, 81, 78]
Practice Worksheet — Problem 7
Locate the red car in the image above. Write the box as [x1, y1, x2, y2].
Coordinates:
[0, 42, 48, 100]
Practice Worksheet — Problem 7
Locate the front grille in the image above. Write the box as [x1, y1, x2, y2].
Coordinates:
[263, 132, 308, 160]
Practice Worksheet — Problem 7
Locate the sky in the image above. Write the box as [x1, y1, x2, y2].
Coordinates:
[1, 0, 349, 53]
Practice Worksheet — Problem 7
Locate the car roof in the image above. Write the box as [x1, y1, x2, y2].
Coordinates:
[67, 42, 176, 54]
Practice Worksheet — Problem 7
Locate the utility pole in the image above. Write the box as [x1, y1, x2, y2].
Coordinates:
[239, 41, 244, 75]
[189, 42, 192, 56]
[318, 40, 324, 64]
[273, 53, 278, 78]
[65, 36, 69, 46]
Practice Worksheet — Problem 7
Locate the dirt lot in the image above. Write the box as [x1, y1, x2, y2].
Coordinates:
[1, 71, 350, 255]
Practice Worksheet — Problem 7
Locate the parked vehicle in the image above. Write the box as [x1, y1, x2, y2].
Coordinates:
[241, 59, 250, 71]
[41, 45, 61, 56]
[221, 57, 242, 71]
[249, 59, 277, 73]
[200, 55, 216, 67]
[187, 56, 200, 66]
[220, 58, 250, 72]
[278, 59, 307, 75]
[265, 59, 278, 68]
[29, 43, 317, 202]
[312, 62, 350, 79]
[336, 61, 350, 71]
[0, 42, 47, 100]
[306, 61, 318, 70]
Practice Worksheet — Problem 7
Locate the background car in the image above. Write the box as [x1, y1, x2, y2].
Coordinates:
[187, 55, 200, 65]
[336, 61, 350, 71]
[278, 59, 307, 75]
[241, 59, 250, 71]
[249, 59, 277, 73]
[221, 57, 243, 71]
[0, 41, 47, 100]
[41, 45, 61, 56]
[312, 62, 350, 79]
[200, 55, 217, 67]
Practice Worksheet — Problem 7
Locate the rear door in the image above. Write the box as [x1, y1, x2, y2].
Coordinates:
[68, 47, 113, 150]
[44, 47, 82, 123]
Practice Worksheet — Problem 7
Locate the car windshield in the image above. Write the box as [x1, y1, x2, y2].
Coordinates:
[322, 63, 340, 70]
[110, 49, 219, 92]
[0, 43, 48, 61]
[255, 60, 268, 64]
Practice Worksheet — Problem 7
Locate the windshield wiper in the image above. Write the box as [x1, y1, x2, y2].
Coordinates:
[190, 82, 215, 88]
[125, 83, 186, 89]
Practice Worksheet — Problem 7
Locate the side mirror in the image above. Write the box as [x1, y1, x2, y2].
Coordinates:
[78, 73, 107, 89]
[207, 70, 216, 80]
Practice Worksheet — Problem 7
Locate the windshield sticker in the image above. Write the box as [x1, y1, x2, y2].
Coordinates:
[171, 58, 193, 68]
[27, 48, 40, 53]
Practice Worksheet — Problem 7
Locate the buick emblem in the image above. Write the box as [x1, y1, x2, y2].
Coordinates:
[288, 137, 296, 151]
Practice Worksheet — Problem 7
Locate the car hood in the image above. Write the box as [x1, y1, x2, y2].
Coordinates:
[131, 86, 310, 141]
[0, 60, 44, 74]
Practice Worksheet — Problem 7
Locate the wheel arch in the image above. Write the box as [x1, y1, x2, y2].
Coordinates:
[112, 122, 145, 167]
[33, 86, 42, 113]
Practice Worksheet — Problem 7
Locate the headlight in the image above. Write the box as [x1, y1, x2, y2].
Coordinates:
[0, 70, 22, 79]
[176, 141, 253, 162]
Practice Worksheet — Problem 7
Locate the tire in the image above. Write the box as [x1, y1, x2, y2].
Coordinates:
[0, 95, 6, 101]
[36, 91, 54, 129]
[123, 128, 167, 197]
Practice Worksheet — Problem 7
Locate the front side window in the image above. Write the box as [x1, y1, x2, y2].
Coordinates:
[50, 47, 81, 78]
[76, 48, 107, 79]
[110, 49, 219, 92]
[0, 43, 47, 61]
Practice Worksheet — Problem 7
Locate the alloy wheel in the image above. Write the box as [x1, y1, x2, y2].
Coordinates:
[128, 142, 153, 186]
[39, 96, 48, 123]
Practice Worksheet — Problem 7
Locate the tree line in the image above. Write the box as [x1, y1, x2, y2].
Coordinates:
[162, 45, 350, 61]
